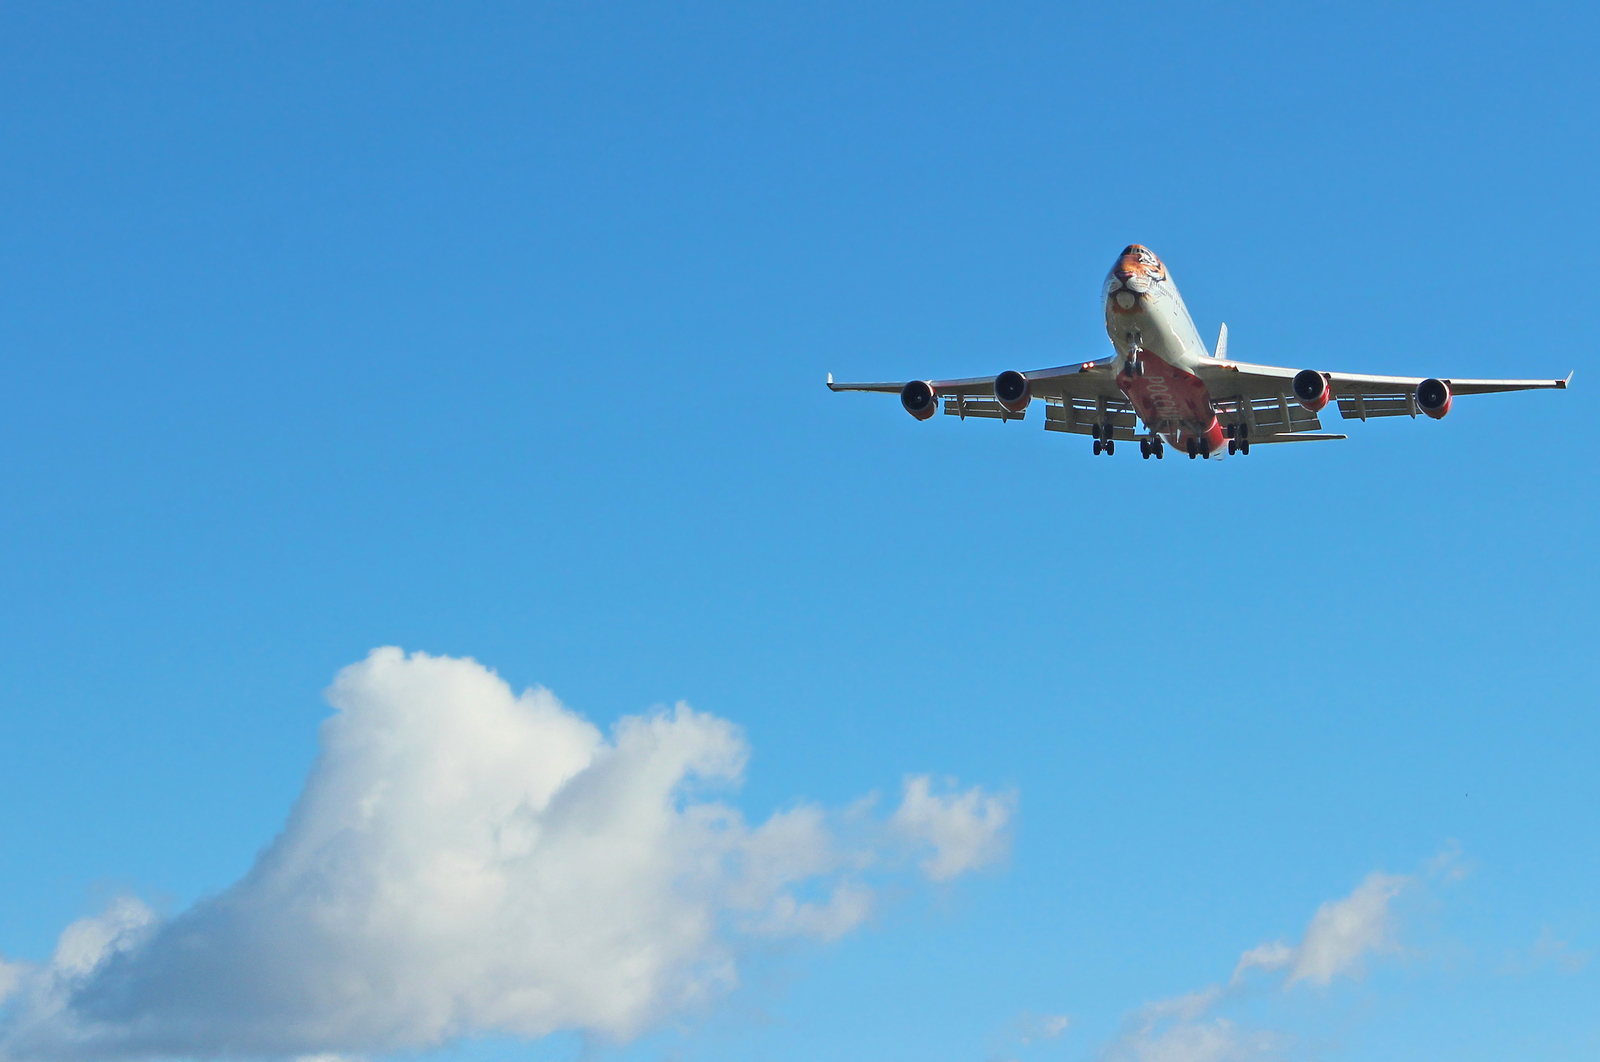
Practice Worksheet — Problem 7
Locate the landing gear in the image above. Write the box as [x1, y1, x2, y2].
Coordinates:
[1140, 439, 1150, 459]
[1226, 423, 1251, 456]
[1091, 423, 1115, 456]
[1122, 335, 1146, 378]
[1187, 438, 1198, 459]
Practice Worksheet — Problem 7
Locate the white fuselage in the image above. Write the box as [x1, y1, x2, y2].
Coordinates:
[1100, 244, 1227, 453]
[1102, 246, 1210, 371]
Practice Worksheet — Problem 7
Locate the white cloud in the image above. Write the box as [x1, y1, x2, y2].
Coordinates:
[1106, 987, 1285, 1062]
[1287, 872, 1408, 986]
[1503, 927, 1594, 975]
[1531, 927, 1591, 972]
[1112, 869, 1419, 1060]
[1003, 1010, 1071, 1047]
[890, 775, 1015, 881]
[1027, 1013, 1071, 1041]
[1228, 871, 1410, 988]
[0, 960, 24, 1006]
[0, 648, 1011, 1061]
[1229, 942, 1293, 984]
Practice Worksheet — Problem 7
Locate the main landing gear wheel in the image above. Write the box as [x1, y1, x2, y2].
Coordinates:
[1228, 423, 1250, 455]
[1092, 423, 1116, 455]
[1140, 439, 1151, 459]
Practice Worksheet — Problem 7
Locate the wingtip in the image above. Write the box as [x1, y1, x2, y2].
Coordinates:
[826, 372, 836, 391]
[1560, 371, 1573, 388]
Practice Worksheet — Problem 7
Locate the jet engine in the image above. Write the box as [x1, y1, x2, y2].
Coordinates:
[1417, 377, 1452, 420]
[994, 370, 1031, 413]
[1292, 369, 1331, 412]
[900, 379, 939, 421]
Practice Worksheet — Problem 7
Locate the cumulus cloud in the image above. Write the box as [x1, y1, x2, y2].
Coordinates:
[0, 648, 1012, 1061]
[1230, 871, 1411, 987]
[1287, 872, 1408, 985]
[890, 775, 1015, 881]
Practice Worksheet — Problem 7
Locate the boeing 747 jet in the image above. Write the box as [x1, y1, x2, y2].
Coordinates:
[828, 245, 1568, 459]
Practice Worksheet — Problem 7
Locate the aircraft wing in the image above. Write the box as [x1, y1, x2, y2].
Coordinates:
[1195, 361, 1570, 422]
[829, 358, 1153, 440]
[827, 359, 1569, 443]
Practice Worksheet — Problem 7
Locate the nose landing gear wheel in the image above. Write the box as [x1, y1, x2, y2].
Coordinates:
[1187, 439, 1198, 459]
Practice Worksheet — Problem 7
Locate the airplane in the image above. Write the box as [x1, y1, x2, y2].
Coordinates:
[827, 244, 1569, 459]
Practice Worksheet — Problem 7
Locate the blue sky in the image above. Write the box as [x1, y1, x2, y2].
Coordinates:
[0, 3, 1595, 1060]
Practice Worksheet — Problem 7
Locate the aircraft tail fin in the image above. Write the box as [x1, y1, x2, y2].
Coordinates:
[1215, 323, 1228, 360]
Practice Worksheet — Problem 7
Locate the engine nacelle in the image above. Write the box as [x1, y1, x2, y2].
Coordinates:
[1292, 369, 1331, 412]
[901, 379, 938, 421]
[1417, 377, 1452, 419]
[994, 370, 1031, 413]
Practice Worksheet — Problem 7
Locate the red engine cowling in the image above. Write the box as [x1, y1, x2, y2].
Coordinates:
[1293, 369, 1331, 412]
[994, 370, 1031, 413]
[1417, 378, 1452, 420]
[900, 379, 938, 421]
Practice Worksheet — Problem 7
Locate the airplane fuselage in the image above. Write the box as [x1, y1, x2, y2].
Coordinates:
[1103, 245, 1228, 456]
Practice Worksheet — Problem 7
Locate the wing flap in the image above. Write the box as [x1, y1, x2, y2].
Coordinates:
[944, 397, 1028, 421]
[1208, 392, 1323, 436]
[1336, 391, 1415, 420]
[1044, 396, 1140, 439]
[1249, 432, 1347, 444]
